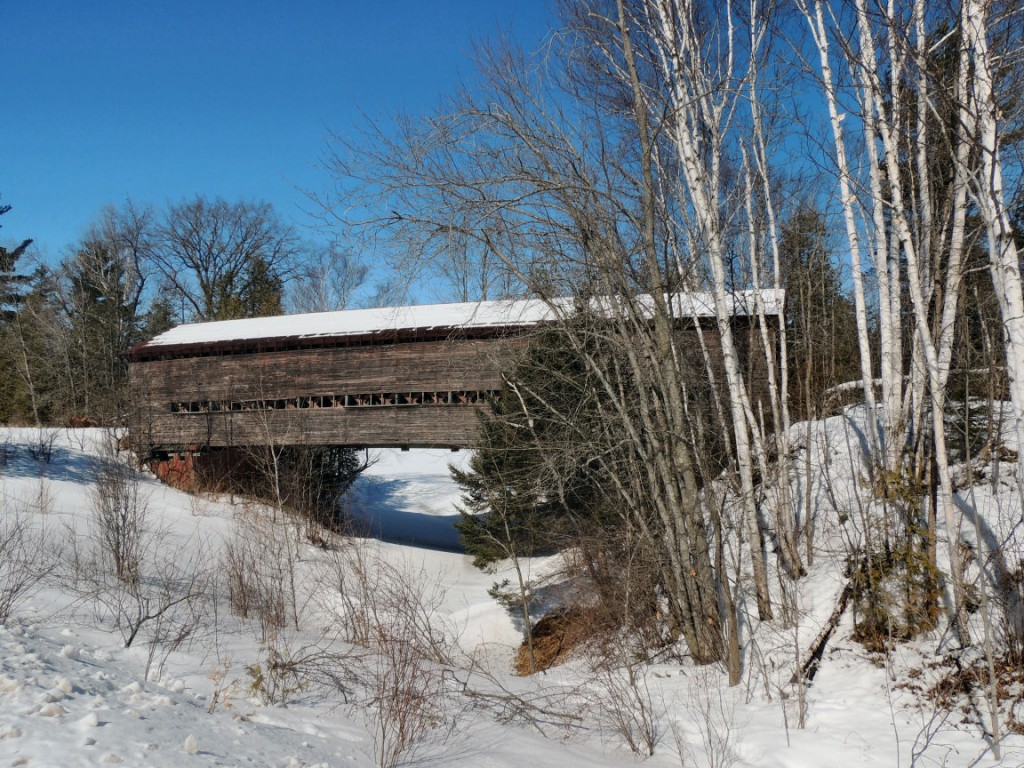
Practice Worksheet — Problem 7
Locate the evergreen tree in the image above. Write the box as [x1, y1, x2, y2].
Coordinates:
[213, 253, 284, 320]
[140, 284, 176, 339]
[779, 206, 859, 417]
[0, 196, 37, 423]
[1, 266, 63, 424]
[453, 325, 631, 569]
[0, 195, 33, 322]
[60, 227, 146, 421]
[453, 321, 707, 649]
[281, 445, 364, 531]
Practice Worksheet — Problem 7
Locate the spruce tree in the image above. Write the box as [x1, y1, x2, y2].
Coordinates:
[61, 233, 145, 420]
[453, 327, 616, 569]
[0, 195, 32, 322]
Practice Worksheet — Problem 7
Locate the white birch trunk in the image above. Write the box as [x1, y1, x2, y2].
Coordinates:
[646, 0, 776, 616]
[853, 0, 971, 639]
[963, 0, 1024, 507]
[745, 0, 803, 575]
[801, 0, 882, 461]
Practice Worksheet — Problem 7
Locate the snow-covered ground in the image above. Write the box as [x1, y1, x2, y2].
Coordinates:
[1, 420, 1022, 767]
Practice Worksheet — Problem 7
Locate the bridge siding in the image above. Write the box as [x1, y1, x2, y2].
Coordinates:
[130, 335, 529, 449]
[137, 407, 486, 449]
[129, 317, 774, 452]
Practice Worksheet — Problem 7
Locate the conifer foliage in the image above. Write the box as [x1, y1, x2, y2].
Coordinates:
[0, 195, 32, 322]
[453, 327, 610, 569]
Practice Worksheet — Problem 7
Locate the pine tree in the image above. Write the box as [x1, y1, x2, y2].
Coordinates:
[60, 233, 146, 421]
[0, 196, 36, 423]
[779, 206, 859, 417]
[453, 327, 623, 568]
[2, 266, 63, 424]
[0, 195, 33, 322]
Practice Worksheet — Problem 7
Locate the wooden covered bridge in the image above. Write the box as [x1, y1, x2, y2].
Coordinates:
[127, 292, 782, 460]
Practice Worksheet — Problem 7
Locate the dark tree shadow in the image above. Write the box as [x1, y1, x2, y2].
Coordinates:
[344, 475, 465, 551]
[0, 442, 99, 485]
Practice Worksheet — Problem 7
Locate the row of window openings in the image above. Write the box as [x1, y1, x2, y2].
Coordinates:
[169, 390, 499, 414]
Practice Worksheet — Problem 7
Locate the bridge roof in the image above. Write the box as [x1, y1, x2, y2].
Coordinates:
[128, 290, 783, 360]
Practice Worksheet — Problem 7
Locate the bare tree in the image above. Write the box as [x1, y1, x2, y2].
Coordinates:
[223, 503, 302, 640]
[147, 196, 303, 323]
[92, 436, 148, 583]
[962, 0, 1024, 505]
[286, 239, 368, 314]
[322, 4, 1024, 708]
[0, 495, 57, 624]
[321, 0, 814, 668]
[324, 542, 461, 768]
[673, 666, 742, 768]
[70, 446, 213, 677]
[795, 0, 1024, 654]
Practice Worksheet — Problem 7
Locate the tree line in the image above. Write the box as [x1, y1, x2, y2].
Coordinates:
[0, 196, 366, 427]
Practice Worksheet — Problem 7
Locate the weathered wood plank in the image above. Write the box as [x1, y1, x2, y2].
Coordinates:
[130, 335, 528, 449]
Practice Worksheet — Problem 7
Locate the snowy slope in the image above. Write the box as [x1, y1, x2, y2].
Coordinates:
[1, 422, 1022, 767]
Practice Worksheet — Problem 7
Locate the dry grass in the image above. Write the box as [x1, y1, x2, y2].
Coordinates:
[896, 654, 1024, 735]
[514, 607, 594, 675]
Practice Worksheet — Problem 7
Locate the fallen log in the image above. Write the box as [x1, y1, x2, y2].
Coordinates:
[790, 581, 853, 685]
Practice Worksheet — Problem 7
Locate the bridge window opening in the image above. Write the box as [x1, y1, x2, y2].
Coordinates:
[169, 389, 499, 415]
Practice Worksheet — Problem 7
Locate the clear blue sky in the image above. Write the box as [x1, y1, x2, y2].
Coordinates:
[2, 1, 553, 259]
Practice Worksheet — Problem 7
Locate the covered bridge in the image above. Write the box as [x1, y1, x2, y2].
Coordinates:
[127, 291, 782, 457]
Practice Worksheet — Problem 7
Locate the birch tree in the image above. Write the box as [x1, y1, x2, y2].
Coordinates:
[325, 13, 735, 666]
[629, 0, 811, 615]
[323, 0, 846, 673]
[796, 0, 1024, 640]
[962, 0, 1024, 505]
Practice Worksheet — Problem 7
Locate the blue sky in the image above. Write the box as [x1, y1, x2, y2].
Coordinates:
[2, 1, 553, 259]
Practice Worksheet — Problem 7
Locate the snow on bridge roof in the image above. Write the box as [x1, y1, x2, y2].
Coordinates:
[139, 290, 783, 350]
